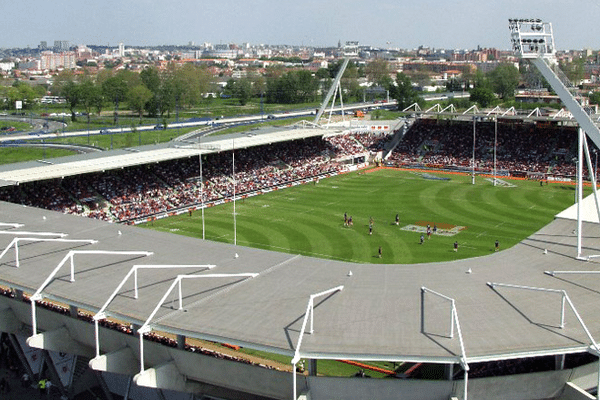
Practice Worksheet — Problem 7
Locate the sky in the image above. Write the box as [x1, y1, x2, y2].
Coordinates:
[5, 0, 600, 51]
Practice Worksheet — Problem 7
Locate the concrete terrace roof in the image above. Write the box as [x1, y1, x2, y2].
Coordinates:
[1, 197, 600, 365]
[0, 125, 336, 186]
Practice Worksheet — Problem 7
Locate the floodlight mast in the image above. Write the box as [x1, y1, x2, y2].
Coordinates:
[510, 19, 600, 259]
[508, 19, 555, 59]
[509, 18, 600, 146]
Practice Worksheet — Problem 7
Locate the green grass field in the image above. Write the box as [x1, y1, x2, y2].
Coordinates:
[143, 168, 584, 264]
[0, 147, 77, 165]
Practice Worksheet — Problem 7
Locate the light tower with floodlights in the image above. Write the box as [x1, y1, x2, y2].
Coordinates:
[509, 19, 600, 259]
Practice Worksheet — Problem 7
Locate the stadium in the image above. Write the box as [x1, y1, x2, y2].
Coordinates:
[1, 19, 600, 400]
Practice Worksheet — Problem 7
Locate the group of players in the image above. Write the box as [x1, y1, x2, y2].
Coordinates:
[343, 212, 499, 257]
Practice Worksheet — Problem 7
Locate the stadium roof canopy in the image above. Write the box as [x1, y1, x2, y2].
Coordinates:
[1, 196, 600, 365]
[0, 124, 338, 187]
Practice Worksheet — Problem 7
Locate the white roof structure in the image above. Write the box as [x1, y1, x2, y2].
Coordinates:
[557, 194, 600, 224]
[0, 125, 337, 186]
[1, 197, 599, 366]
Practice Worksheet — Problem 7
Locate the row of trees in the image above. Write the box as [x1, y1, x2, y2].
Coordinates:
[357, 59, 522, 110]
[222, 61, 364, 106]
[52, 64, 215, 123]
[5, 56, 591, 117]
[0, 81, 46, 110]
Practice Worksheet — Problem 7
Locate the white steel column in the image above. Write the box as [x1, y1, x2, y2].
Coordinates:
[583, 138, 600, 230]
[314, 58, 349, 124]
[31, 298, 38, 335]
[232, 140, 237, 246]
[338, 82, 346, 124]
[472, 117, 476, 185]
[94, 319, 100, 357]
[577, 127, 584, 258]
[291, 286, 344, 400]
[198, 153, 205, 240]
[422, 287, 469, 399]
[200, 149, 205, 240]
[493, 116, 497, 186]
[326, 85, 339, 127]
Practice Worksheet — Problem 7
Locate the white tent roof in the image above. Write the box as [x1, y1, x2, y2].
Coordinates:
[556, 194, 600, 223]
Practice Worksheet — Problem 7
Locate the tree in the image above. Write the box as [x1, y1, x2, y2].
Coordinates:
[128, 84, 153, 123]
[446, 78, 463, 92]
[469, 70, 496, 107]
[390, 72, 421, 110]
[294, 70, 319, 103]
[266, 70, 318, 104]
[487, 63, 520, 100]
[171, 63, 214, 108]
[102, 75, 128, 125]
[589, 91, 600, 106]
[469, 86, 496, 107]
[233, 77, 253, 106]
[223, 78, 236, 98]
[365, 59, 391, 87]
[327, 59, 346, 79]
[140, 67, 162, 117]
[162, 63, 186, 118]
[315, 68, 330, 80]
[560, 57, 585, 85]
[53, 70, 80, 121]
[244, 67, 266, 100]
[9, 82, 37, 110]
[78, 78, 103, 125]
[520, 61, 550, 91]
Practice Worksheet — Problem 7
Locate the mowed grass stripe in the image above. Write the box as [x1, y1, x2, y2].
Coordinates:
[142, 169, 582, 264]
[491, 184, 548, 224]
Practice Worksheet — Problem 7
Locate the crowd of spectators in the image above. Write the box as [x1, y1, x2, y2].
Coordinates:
[0, 121, 590, 224]
[0, 132, 391, 223]
[467, 352, 596, 379]
[5, 120, 587, 223]
[0, 286, 283, 372]
[388, 119, 589, 178]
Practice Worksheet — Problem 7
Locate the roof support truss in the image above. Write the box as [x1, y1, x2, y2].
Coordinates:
[291, 285, 343, 400]
[30, 250, 153, 335]
[422, 287, 469, 400]
[0, 238, 97, 268]
[137, 273, 258, 372]
[92, 264, 215, 358]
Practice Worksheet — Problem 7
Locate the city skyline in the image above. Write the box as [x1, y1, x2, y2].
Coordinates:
[5, 0, 600, 51]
